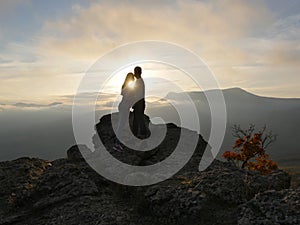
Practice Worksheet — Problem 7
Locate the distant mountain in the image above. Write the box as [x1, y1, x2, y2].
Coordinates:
[147, 88, 300, 166]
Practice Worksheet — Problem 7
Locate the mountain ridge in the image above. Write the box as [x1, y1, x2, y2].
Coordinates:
[166, 87, 300, 101]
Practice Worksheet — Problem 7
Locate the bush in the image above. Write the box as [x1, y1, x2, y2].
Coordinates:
[222, 124, 278, 175]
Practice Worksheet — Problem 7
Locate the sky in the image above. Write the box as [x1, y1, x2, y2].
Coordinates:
[0, 0, 300, 110]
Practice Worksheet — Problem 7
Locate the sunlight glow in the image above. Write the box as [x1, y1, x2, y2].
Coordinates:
[102, 62, 201, 96]
[128, 81, 135, 89]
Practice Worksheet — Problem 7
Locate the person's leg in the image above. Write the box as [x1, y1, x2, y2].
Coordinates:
[114, 109, 129, 151]
[138, 100, 146, 136]
[134, 109, 146, 137]
[116, 109, 126, 140]
[133, 99, 146, 137]
[132, 109, 139, 136]
[138, 110, 146, 136]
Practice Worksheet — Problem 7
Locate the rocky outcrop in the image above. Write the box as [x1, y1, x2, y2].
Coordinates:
[238, 188, 300, 225]
[93, 113, 206, 171]
[0, 158, 51, 214]
[143, 161, 292, 225]
[0, 113, 298, 225]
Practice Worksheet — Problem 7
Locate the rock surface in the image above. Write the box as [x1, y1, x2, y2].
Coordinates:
[238, 188, 300, 225]
[0, 113, 298, 225]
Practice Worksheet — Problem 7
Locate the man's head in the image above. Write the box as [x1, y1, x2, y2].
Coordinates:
[134, 66, 142, 78]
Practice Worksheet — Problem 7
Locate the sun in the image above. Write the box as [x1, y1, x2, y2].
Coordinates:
[128, 81, 135, 89]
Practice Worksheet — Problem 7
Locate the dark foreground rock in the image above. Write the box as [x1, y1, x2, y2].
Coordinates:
[238, 188, 300, 225]
[0, 113, 298, 225]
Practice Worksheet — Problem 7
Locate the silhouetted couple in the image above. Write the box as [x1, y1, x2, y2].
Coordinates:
[113, 66, 147, 152]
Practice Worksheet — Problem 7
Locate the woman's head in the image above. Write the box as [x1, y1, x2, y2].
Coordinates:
[122, 72, 134, 90]
[126, 72, 134, 81]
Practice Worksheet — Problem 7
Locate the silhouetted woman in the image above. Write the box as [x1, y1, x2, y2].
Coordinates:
[113, 72, 135, 151]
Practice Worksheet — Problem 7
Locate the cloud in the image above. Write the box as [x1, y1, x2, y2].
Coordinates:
[56, 92, 119, 110]
[0, 57, 13, 64]
[0, 101, 63, 110]
[0, 0, 31, 14]
[57, 92, 117, 101]
[39, 0, 274, 64]
[268, 14, 300, 40]
[245, 13, 299, 62]
[264, 42, 300, 66]
[0, 0, 299, 100]
[262, 14, 300, 67]
[13, 102, 62, 108]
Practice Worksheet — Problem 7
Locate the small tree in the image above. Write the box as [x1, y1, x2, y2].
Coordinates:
[222, 124, 278, 175]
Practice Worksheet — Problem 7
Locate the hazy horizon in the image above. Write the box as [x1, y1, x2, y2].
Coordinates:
[1, 87, 300, 112]
[0, 88, 299, 167]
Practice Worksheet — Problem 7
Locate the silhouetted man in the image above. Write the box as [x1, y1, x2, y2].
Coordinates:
[132, 66, 147, 137]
